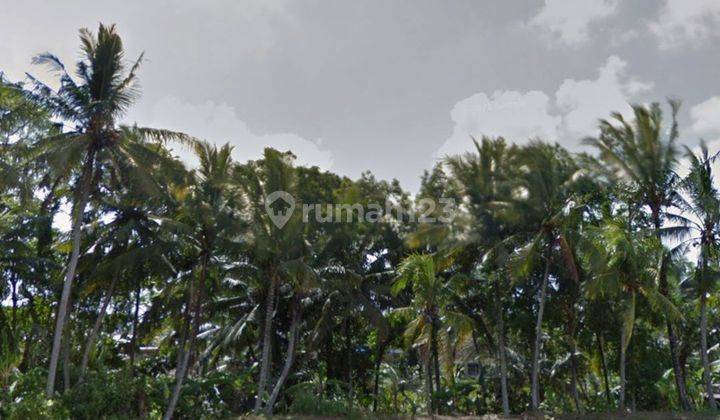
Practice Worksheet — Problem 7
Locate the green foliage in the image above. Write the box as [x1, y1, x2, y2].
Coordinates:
[287, 383, 354, 416]
[2, 369, 70, 419]
[61, 370, 143, 419]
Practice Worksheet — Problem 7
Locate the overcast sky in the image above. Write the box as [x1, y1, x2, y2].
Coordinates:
[3, 0, 720, 191]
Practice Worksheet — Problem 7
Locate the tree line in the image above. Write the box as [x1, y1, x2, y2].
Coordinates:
[0, 24, 718, 418]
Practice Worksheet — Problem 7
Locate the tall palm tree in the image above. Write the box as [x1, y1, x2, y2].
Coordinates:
[164, 142, 242, 420]
[75, 137, 182, 381]
[234, 148, 307, 413]
[581, 217, 681, 410]
[445, 136, 516, 414]
[392, 253, 473, 415]
[510, 141, 584, 411]
[264, 258, 320, 414]
[585, 101, 692, 410]
[26, 24, 197, 397]
[673, 141, 720, 409]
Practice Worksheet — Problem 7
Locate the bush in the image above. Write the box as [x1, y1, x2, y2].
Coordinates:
[61, 370, 141, 419]
[2, 369, 70, 420]
[169, 372, 237, 419]
[287, 382, 365, 417]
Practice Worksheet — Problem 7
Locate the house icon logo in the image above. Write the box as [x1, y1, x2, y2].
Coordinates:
[265, 190, 295, 229]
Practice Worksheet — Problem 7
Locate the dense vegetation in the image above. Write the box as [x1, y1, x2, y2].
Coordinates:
[1, 24, 719, 418]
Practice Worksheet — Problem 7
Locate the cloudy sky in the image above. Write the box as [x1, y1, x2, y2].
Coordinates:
[3, 0, 720, 191]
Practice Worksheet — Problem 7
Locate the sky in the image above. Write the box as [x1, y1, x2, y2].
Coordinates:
[3, 0, 720, 192]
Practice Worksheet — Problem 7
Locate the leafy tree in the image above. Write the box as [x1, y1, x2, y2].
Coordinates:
[234, 148, 309, 413]
[586, 101, 693, 410]
[444, 136, 517, 414]
[392, 253, 473, 415]
[509, 142, 584, 411]
[164, 142, 243, 420]
[581, 217, 681, 410]
[24, 24, 195, 397]
[675, 141, 720, 409]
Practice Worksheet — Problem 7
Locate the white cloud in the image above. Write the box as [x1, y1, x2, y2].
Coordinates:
[649, 0, 720, 50]
[138, 96, 334, 170]
[690, 96, 720, 137]
[436, 56, 651, 156]
[529, 0, 618, 46]
[555, 56, 652, 138]
[436, 90, 560, 157]
[686, 97, 720, 188]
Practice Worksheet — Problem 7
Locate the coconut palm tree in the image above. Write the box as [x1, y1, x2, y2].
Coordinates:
[672, 141, 720, 409]
[264, 258, 320, 414]
[77, 184, 180, 381]
[509, 141, 585, 411]
[581, 217, 681, 410]
[24, 24, 197, 397]
[164, 142, 243, 420]
[234, 148, 308, 413]
[585, 101, 693, 410]
[392, 253, 473, 415]
[445, 136, 517, 414]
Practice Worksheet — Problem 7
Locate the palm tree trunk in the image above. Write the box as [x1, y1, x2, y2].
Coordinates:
[164, 255, 208, 420]
[173, 287, 192, 382]
[478, 363, 487, 414]
[569, 307, 582, 413]
[46, 152, 95, 397]
[11, 276, 17, 334]
[430, 317, 441, 413]
[19, 294, 38, 372]
[62, 323, 72, 392]
[345, 319, 354, 414]
[130, 283, 142, 375]
[164, 287, 194, 420]
[79, 270, 120, 380]
[254, 272, 278, 413]
[680, 345, 695, 407]
[666, 314, 692, 411]
[531, 244, 552, 410]
[596, 331, 611, 406]
[700, 292, 717, 409]
[425, 354, 433, 415]
[372, 339, 388, 412]
[433, 351, 441, 398]
[620, 326, 627, 411]
[496, 274, 510, 415]
[265, 300, 301, 414]
[654, 211, 692, 411]
[165, 337, 192, 420]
